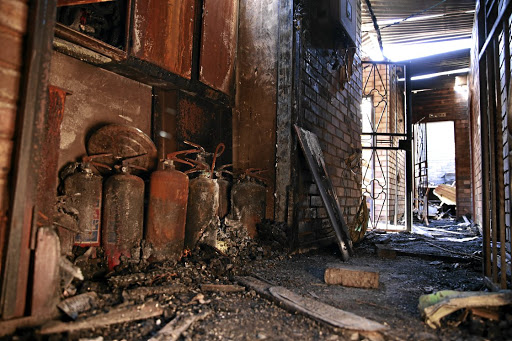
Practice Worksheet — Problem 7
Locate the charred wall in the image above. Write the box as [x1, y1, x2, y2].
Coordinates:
[234, 0, 278, 219]
[0, 0, 28, 314]
[293, 0, 363, 247]
[49, 52, 152, 173]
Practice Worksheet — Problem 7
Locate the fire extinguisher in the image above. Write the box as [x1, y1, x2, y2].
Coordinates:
[184, 142, 224, 250]
[230, 168, 267, 238]
[102, 158, 146, 271]
[62, 154, 111, 247]
[215, 164, 233, 219]
[145, 148, 199, 262]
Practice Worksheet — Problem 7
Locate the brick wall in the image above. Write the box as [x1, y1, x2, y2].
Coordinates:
[454, 119, 473, 216]
[469, 24, 482, 225]
[294, 0, 363, 247]
[498, 23, 511, 237]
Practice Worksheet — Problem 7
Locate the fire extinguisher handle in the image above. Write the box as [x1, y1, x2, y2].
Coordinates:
[165, 157, 195, 167]
[210, 143, 226, 179]
[183, 141, 205, 154]
[166, 149, 202, 160]
[244, 168, 268, 183]
[83, 153, 112, 162]
[90, 161, 112, 171]
[183, 158, 210, 175]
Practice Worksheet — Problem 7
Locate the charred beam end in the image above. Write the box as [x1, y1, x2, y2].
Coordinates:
[363, 0, 385, 57]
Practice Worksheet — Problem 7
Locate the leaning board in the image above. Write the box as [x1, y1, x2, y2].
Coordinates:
[294, 125, 353, 260]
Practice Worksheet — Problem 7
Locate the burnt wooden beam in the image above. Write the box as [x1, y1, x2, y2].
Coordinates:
[1, 0, 57, 319]
[104, 57, 232, 108]
[57, 0, 114, 6]
[275, 0, 294, 223]
[54, 23, 127, 62]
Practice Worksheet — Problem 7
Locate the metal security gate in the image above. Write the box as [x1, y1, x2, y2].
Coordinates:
[361, 61, 413, 231]
[476, 0, 512, 290]
[414, 122, 429, 223]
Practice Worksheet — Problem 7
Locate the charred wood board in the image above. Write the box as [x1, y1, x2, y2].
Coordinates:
[31, 228, 61, 316]
[419, 291, 512, 329]
[148, 310, 210, 341]
[294, 125, 353, 260]
[122, 284, 188, 302]
[0, 312, 60, 337]
[236, 276, 387, 333]
[57, 0, 115, 7]
[200, 284, 245, 293]
[40, 301, 163, 335]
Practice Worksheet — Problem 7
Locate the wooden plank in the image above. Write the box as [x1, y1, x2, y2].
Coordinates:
[294, 125, 353, 260]
[57, 0, 114, 6]
[0, 312, 60, 337]
[31, 228, 60, 316]
[131, 0, 195, 79]
[121, 284, 187, 301]
[324, 267, 379, 289]
[54, 23, 127, 61]
[274, 0, 294, 223]
[236, 276, 388, 333]
[1, 0, 57, 319]
[269, 286, 388, 332]
[199, 0, 238, 95]
[200, 284, 245, 293]
[433, 184, 456, 206]
[40, 302, 163, 335]
[148, 311, 210, 341]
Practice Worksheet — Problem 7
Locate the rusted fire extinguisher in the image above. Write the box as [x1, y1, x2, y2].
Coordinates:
[215, 164, 233, 220]
[102, 157, 146, 271]
[145, 148, 199, 262]
[61, 154, 111, 247]
[184, 142, 224, 250]
[231, 168, 267, 238]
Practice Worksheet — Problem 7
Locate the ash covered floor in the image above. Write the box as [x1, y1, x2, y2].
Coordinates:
[7, 219, 511, 341]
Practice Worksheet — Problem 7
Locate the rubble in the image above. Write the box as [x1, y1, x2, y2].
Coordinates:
[419, 290, 512, 329]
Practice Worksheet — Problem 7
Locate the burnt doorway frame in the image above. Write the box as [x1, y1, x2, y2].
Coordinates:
[361, 61, 413, 231]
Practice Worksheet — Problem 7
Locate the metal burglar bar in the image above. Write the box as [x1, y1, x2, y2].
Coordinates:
[477, 0, 512, 290]
[361, 62, 412, 230]
[414, 122, 428, 223]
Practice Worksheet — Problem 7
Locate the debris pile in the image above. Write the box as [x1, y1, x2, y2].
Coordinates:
[419, 290, 512, 339]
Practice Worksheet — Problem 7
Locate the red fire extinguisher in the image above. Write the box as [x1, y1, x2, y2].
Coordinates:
[215, 164, 233, 219]
[102, 158, 146, 271]
[184, 142, 224, 250]
[145, 148, 199, 262]
[61, 154, 111, 247]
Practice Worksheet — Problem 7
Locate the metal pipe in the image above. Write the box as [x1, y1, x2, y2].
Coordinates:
[405, 64, 413, 232]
